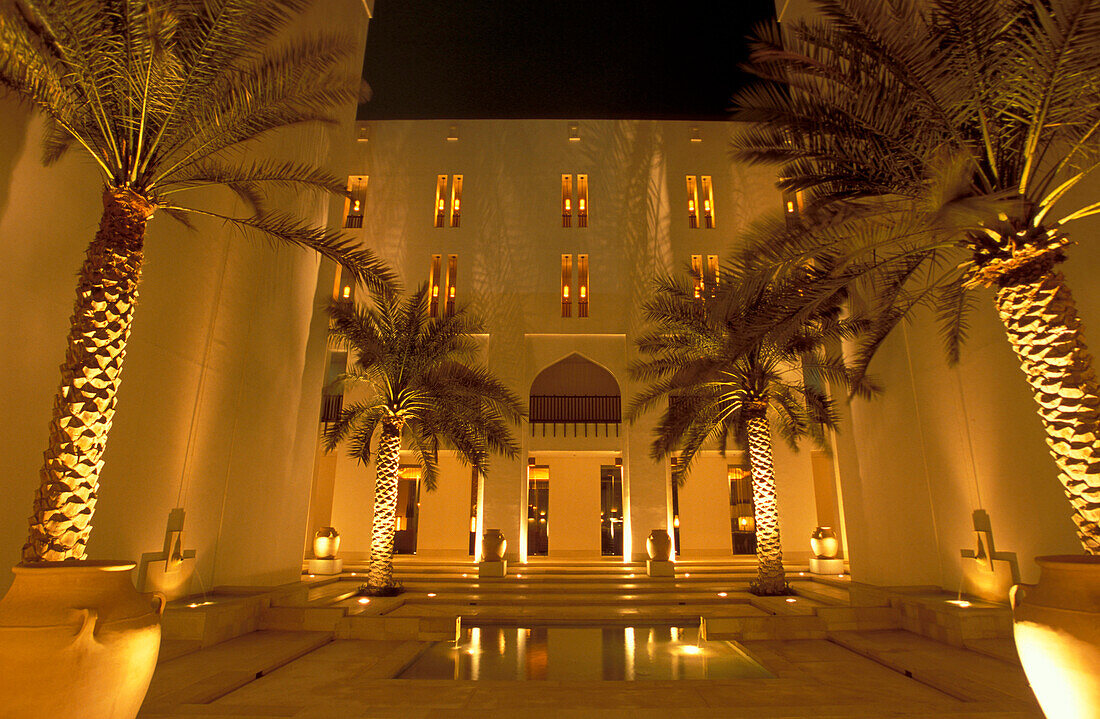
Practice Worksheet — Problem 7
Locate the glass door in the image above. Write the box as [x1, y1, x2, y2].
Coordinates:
[729, 465, 756, 555]
[527, 466, 549, 556]
[600, 465, 624, 556]
[394, 466, 421, 554]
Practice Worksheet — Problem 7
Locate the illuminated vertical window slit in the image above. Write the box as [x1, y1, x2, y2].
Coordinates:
[577, 174, 588, 228]
[344, 175, 367, 229]
[701, 176, 716, 229]
[561, 174, 572, 227]
[450, 175, 463, 227]
[428, 254, 442, 318]
[578, 254, 589, 318]
[561, 254, 572, 317]
[444, 254, 457, 317]
[686, 176, 699, 229]
[691, 255, 704, 299]
[434, 175, 448, 228]
[707, 255, 719, 298]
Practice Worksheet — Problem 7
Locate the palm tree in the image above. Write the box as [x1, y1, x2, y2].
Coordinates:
[628, 274, 859, 594]
[729, 0, 1100, 552]
[324, 288, 524, 594]
[1, 1, 394, 563]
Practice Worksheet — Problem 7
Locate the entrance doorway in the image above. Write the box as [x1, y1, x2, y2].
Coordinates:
[729, 465, 756, 555]
[527, 465, 549, 556]
[600, 465, 624, 556]
[394, 466, 421, 554]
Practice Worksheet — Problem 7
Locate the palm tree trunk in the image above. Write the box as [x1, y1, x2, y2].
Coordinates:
[745, 412, 787, 594]
[23, 188, 154, 563]
[994, 269, 1100, 553]
[368, 419, 402, 591]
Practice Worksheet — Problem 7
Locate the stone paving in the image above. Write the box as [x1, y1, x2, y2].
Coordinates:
[139, 558, 1044, 719]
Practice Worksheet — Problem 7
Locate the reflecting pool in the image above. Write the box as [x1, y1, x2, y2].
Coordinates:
[398, 625, 774, 680]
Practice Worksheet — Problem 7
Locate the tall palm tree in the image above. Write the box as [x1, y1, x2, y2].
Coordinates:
[729, 0, 1100, 552]
[628, 274, 859, 595]
[1, 0, 394, 563]
[324, 288, 524, 594]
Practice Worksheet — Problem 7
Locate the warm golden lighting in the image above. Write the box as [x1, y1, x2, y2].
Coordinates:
[358, 597, 370, 604]
[786, 200, 795, 213]
[688, 199, 695, 212]
[433, 286, 439, 297]
[946, 599, 972, 608]
[717, 592, 727, 597]
[579, 286, 586, 298]
[578, 198, 585, 211]
[342, 286, 350, 299]
[449, 286, 455, 297]
[678, 645, 703, 655]
[564, 198, 571, 212]
[427, 593, 437, 597]
[786, 598, 797, 603]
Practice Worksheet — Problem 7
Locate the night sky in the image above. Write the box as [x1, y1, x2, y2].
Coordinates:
[359, 1, 777, 121]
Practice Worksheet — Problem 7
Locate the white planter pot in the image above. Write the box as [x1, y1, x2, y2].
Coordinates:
[0, 561, 165, 719]
[646, 530, 672, 561]
[1011, 555, 1100, 719]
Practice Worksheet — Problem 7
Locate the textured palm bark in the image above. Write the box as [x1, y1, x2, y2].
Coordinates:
[994, 270, 1100, 553]
[368, 420, 402, 591]
[746, 413, 788, 594]
[23, 188, 154, 562]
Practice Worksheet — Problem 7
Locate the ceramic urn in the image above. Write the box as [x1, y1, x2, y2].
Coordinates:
[646, 530, 672, 561]
[810, 526, 839, 559]
[482, 529, 507, 561]
[313, 527, 341, 559]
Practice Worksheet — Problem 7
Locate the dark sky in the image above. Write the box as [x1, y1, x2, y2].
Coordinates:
[359, 1, 777, 120]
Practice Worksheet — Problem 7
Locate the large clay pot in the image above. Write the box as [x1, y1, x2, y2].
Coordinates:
[313, 527, 341, 559]
[646, 530, 672, 561]
[0, 561, 165, 719]
[1010, 555, 1100, 719]
[810, 527, 839, 559]
[481, 529, 506, 561]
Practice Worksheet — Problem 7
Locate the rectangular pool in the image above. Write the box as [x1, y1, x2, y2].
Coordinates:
[398, 625, 774, 680]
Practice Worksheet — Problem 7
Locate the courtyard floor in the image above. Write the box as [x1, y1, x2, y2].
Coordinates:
[138, 558, 1044, 718]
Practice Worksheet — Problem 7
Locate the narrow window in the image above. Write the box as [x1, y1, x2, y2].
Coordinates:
[701, 176, 716, 228]
[434, 175, 448, 228]
[561, 254, 572, 317]
[344, 175, 367, 229]
[691, 254, 704, 299]
[333, 266, 355, 303]
[428, 254, 442, 317]
[450, 175, 463, 227]
[578, 254, 589, 318]
[686, 176, 699, 229]
[784, 190, 805, 229]
[444, 254, 457, 317]
[707, 255, 719, 298]
[561, 174, 572, 227]
[577, 174, 588, 228]
[568, 122, 580, 142]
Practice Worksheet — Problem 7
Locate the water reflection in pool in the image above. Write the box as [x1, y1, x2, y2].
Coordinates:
[399, 625, 773, 680]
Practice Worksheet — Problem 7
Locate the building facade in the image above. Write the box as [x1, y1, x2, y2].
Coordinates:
[305, 119, 845, 564]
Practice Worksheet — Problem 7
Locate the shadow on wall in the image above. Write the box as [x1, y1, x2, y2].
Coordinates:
[0, 100, 31, 218]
